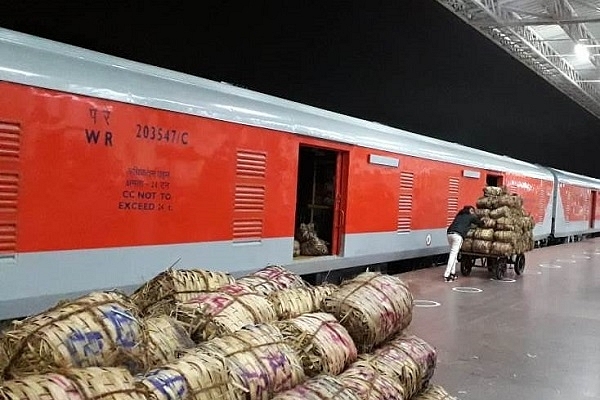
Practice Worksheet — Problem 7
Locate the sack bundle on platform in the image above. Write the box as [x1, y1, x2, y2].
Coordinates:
[143, 315, 194, 367]
[276, 312, 357, 377]
[173, 283, 276, 342]
[269, 284, 336, 319]
[412, 384, 458, 400]
[323, 272, 413, 352]
[0, 367, 146, 400]
[0, 291, 147, 379]
[271, 374, 360, 400]
[234, 265, 308, 296]
[194, 323, 305, 399]
[466, 186, 535, 255]
[130, 268, 234, 316]
[136, 351, 229, 400]
[338, 360, 407, 400]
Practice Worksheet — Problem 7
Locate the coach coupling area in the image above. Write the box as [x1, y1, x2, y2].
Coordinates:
[401, 237, 600, 400]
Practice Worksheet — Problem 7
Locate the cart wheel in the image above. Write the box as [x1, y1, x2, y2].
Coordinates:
[494, 257, 507, 280]
[514, 254, 525, 275]
[460, 256, 473, 276]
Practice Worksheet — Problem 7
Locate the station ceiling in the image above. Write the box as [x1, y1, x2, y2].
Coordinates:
[436, 0, 600, 119]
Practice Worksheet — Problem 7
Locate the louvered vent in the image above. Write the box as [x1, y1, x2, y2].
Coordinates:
[0, 121, 20, 258]
[236, 150, 266, 178]
[397, 172, 414, 233]
[447, 177, 460, 226]
[233, 150, 266, 242]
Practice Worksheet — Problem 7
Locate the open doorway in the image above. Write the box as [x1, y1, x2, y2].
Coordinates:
[294, 146, 346, 258]
[486, 174, 503, 188]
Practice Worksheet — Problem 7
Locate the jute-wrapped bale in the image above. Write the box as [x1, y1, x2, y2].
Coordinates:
[471, 239, 492, 254]
[497, 194, 523, 208]
[277, 312, 357, 377]
[460, 238, 473, 252]
[412, 384, 457, 400]
[137, 351, 229, 400]
[483, 186, 505, 197]
[271, 374, 360, 400]
[144, 315, 194, 367]
[130, 268, 234, 316]
[476, 196, 497, 209]
[339, 360, 406, 400]
[323, 272, 413, 352]
[235, 265, 307, 296]
[63, 367, 146, 400]
[269, 285, 335, 320]
[490, 241, 514, 256]
[0, 373, 82, 400]
[174, 285, 277, 341]
[489, 206, 511, 219]
[0, 292, 146, 378]
[473, 228, 494, 241]
[196, 324, 305, 399]
[360, 341, 422, 398]
[384, 333, 437, 391]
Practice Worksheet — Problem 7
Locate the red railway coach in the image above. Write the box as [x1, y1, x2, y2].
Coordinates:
[0, 28, 566, 319]
[547, 168, 600, 241]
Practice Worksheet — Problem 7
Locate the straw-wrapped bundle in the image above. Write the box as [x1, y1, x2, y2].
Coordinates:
[63, 367, 146, 400]
[489, 206, 511, 219]
[460, 238, 473, 252]
[0, 291, 146, 379]
[174, 286, 276, 341]
[361, 340, 422, 398]
[490, 241, 513, 256]
[144, 315, 194, 367]
[412, 384, 457, 400]
[323, 272, 413, 353]
[475, 196, 497, 209]
[471, 239, 491, 254]
[483, 186, 505, 197]
[196, 324, 305, 399]
[474, 208, 490, 218]
[137, 351, 229, 400]
[497, 194, 523, 208]
[0, 373, 82, 400]
[269, 285, 335, 320]
[480, 217, 496, 229]
[493, 230, 516, 243]
[235, 265, 307, 296]
[473, 228, 494, 241]
[130, 268, 234, 316]
[385, 334, 437, 390]
[271, 374, 360, 400]
[338, 360, 406, 400]
[277, 312, 357, 377]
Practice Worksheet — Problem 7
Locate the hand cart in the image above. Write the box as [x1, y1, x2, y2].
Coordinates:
[458, 251, 526, 280]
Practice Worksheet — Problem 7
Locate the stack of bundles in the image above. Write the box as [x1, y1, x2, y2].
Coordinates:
[235, 265, 308, 296]
[323, 272, 413, 352]
[195, 324, 305, 399]
[144, 315, 194, 367]
[130, 268, 234, 316]
[412, 384, 458, 400]
[276, 312, 357, 377]
[465, 186, 535, 255]
[366, 333, 437, 397]
[0, 367, 146, 400]
[296, 222, 329, 256]
[0, 291, 147, 379]
[137, 351, 229, 400]
[338, 360, 406, 400]
[174, 284, 276, 342]
[271, 374, 360, 400]
[269, 284, 336, 319]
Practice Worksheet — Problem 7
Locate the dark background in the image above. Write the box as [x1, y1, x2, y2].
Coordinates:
[2, 1, 599, 178]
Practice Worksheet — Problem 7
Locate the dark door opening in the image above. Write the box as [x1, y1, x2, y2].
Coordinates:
[591, 191, 597, 229]
[294, 146, 345, 257]
[486, 174, 503, 188]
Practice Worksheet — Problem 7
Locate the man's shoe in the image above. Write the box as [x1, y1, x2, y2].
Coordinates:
[450, 273, 458, 281]
[444, 276, 452, 282]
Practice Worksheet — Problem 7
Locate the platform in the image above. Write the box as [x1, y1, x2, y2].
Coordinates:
[400, 237, 600, 399]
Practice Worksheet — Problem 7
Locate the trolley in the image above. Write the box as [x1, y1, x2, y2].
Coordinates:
[458, 251, 526, 280]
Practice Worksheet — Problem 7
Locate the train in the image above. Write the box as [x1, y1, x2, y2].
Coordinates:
[0, 28, 599, 320]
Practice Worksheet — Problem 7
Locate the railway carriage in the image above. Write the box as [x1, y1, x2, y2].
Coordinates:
[0, 28, 596, 319]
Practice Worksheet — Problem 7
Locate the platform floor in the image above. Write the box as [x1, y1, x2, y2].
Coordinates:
[400, 237, 600, 400]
